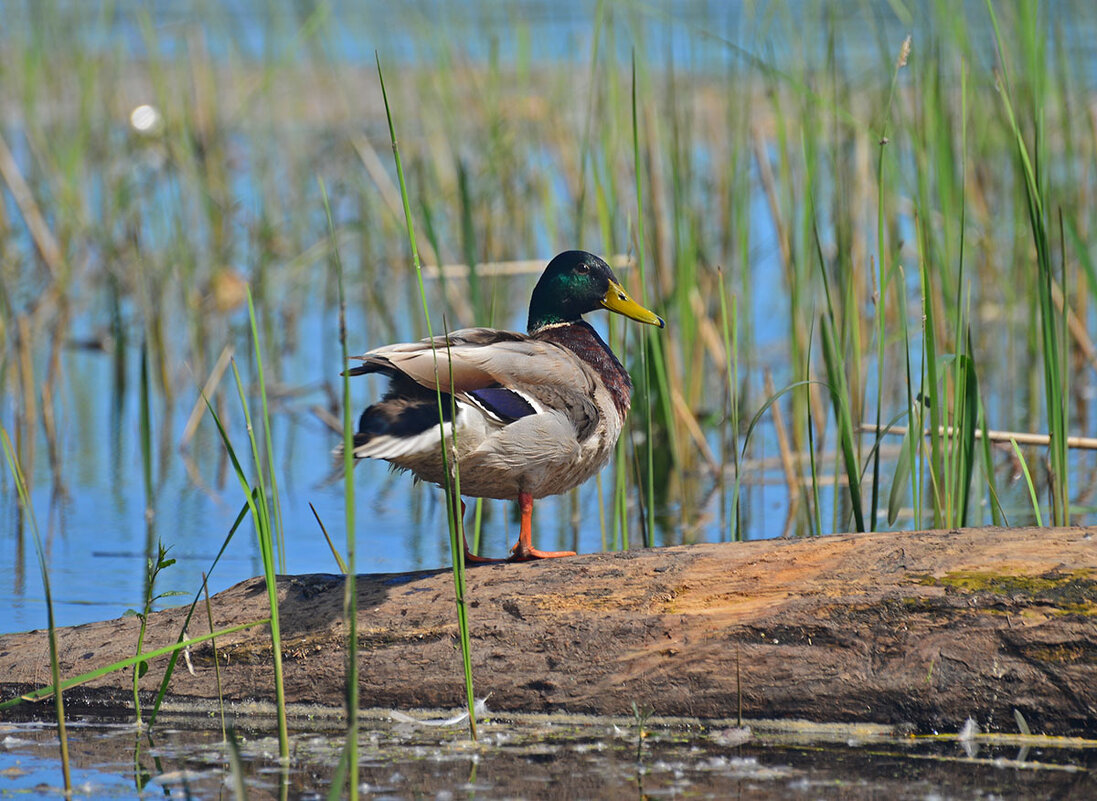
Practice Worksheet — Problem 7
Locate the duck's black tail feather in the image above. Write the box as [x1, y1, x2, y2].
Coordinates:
[347, 368, 454, 452]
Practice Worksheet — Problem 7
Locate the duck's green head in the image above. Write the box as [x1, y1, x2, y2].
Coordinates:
[527, 250, 665, 333]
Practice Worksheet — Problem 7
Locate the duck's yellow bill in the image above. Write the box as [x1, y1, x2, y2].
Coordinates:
[601, 281, 666, 328]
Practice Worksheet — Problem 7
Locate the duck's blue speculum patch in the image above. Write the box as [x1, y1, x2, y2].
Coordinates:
[467, 386, 538, 422]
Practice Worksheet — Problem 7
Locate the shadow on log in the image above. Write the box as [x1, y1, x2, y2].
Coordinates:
[1, 527, 1095, 734]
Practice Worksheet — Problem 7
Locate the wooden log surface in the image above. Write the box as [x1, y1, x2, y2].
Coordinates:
[1, 526, 1095, 734]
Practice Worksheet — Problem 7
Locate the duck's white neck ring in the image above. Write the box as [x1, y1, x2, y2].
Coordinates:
[529, 320, 577, 334]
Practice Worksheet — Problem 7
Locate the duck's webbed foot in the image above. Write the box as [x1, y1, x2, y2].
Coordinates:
[506, 491, 576, 562]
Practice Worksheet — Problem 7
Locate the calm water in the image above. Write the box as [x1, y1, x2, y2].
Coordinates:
[2, 713, 1094, 799]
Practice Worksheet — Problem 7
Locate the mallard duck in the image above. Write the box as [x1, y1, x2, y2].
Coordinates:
[348, 250, 665, 562]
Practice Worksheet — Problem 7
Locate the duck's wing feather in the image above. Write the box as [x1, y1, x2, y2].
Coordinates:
[350, 327, 602, 439]
[348, 328, 507, 390]
[351, 327, 598, 395]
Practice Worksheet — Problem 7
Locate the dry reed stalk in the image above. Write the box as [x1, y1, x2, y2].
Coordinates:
[352, 132, 479, 322]
[862, 423, 1097, 451]
[1050, 278, 1097, 373]
[669, 384, 718, 473]
[180, 345, 235, 448]
[751, 125, 792, 275]
[15, 315, 36, 476]
[0, 132, 63, 278]
[765, 369, 801, 505]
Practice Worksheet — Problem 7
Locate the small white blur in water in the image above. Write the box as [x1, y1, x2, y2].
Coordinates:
[389, 697, 491, 728]
[130, 104, 163, 134]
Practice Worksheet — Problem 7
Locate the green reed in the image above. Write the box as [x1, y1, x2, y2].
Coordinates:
[202, 574, 228, 741]
[815, 218, 866, 534]
[871, 35, 910, 531]
[1010, 438, 1044, 527]
[313, 174, 359, 794]
[988, 0, 1070, 526]
[1, 428, 70, 793]
[320, 177, 359, 798]
[804, 322, 823, 538]
[377, 54, 477, 741]
[203, 298, 290, 765]
[0, 619, 265, 708]
[630, 51, 656, 546]
[718, 276, 742, 539]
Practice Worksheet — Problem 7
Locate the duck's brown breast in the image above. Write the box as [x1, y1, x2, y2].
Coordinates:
[533, 321, 632, 417]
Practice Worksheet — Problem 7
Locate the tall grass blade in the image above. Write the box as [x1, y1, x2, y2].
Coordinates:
[819, 315, 865, 533]
[1, 428, 71, 791]
[871, 34, 911, 531]
[310, 501, 349, 574]
[955, 351, 979, 525]
[631, 50, 656, 547]
[1010, 438, 1044, 527]
[810, 201, 865, 533]
[377, 53, 477, 740]
[320, 177, 359, 798]
[986, 0, 1068, 525]
[202, 574, 227, 742]
[887, 430, 912, 528]
[205, 371, 289, 763]
[917, 220, 945, 526]
[978, 396, 1008, 527]
[893, 265, 919, 528]
[246, 294, 288, 567]
[139, 340, 154, 519]
[804, 320, 823, 538]
[443, 326, 476, 735]
[717, 273, 742, 539]
[0, 619, 266, 708]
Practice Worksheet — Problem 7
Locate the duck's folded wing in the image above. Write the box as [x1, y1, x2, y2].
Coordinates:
[349, 328, 602, 439]
[349, 328, 598, 397]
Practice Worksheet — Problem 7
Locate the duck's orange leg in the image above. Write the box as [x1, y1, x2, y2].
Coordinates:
[509, 491, 576, 561]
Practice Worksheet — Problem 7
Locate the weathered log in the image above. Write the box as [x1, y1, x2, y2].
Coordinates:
[1, 526, 1095, 734]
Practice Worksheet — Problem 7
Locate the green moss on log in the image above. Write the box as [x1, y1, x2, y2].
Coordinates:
[911, 569, 1097, 615]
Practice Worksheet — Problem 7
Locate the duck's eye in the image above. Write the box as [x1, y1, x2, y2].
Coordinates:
[576, 263, 590, 273]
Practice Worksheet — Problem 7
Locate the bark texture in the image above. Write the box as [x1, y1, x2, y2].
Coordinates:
[2, 526, 1095, 734]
